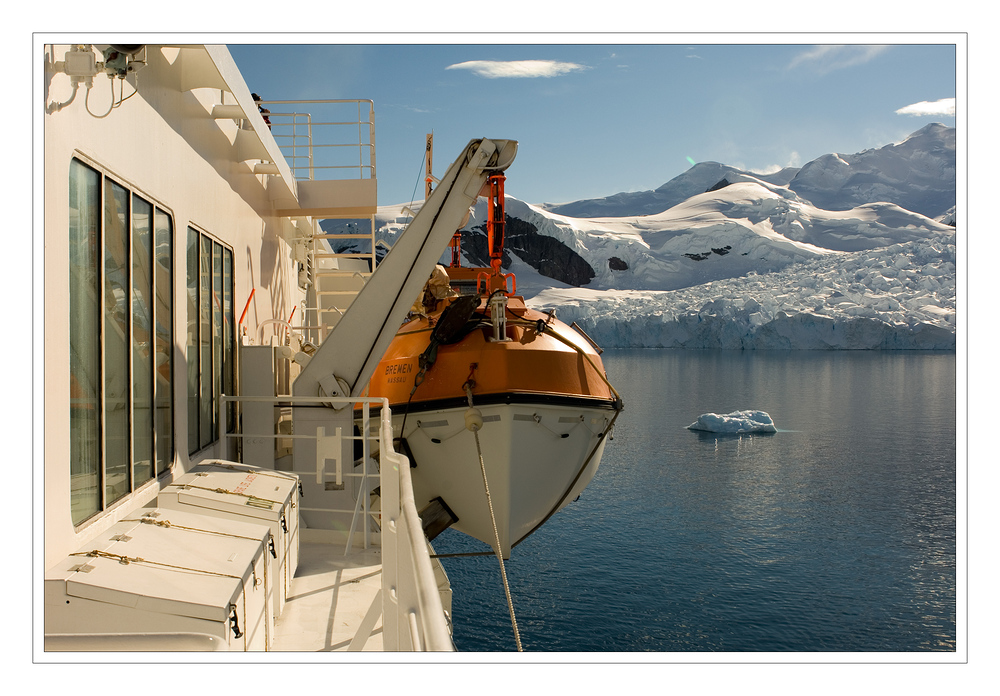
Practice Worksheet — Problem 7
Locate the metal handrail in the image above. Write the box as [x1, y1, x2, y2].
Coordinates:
[217, 393, 453, 651]
[304, 217, 376, 344]
[256, 98, 380, 343]
[257, 99, 376, 183]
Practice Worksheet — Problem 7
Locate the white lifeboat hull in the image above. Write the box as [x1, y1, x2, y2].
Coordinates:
[389, 399, 614, 557]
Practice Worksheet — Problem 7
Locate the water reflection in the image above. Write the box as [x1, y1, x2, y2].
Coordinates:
[436, 349, 956, 652]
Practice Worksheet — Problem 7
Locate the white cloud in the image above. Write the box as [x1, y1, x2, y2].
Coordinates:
[788, 45, 889, 73]
[751, 152, 801, 176]
[445, 60, 588, 79]
[895, 98, 956, 117]
[385, 102, 433, 114]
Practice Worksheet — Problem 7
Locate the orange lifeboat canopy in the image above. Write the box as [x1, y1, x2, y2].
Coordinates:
[367, 293, 618, 414]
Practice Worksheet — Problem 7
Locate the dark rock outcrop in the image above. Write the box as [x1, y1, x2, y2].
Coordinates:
[462, 215, 596, 287]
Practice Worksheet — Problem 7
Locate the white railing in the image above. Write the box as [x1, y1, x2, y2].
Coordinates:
[257, 99, 379, 347]
[218, 394, 454, 651]
[258, 99, 376, 182]
[379, 415, 455, 651]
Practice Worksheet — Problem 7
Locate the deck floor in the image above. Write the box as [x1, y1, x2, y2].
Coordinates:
[272, 541, 383, 652]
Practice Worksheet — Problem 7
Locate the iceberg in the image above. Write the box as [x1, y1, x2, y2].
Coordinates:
[687, 410, 777, 433]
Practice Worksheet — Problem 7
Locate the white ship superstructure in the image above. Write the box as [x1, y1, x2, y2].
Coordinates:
[38, 41, 616, 654]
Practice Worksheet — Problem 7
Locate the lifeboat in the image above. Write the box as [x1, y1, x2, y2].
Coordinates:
[364, 174, 623, 556]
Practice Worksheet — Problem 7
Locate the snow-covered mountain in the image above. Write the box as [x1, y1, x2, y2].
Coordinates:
[542, 162, 800, 219]
[529, 234, 955, 350]
[322, 123, 957, 349]
[787, 123, 955, 220]
[543, 122, 955, 222]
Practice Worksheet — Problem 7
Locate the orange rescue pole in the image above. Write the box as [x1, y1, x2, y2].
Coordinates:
[239, 288, 255, 329]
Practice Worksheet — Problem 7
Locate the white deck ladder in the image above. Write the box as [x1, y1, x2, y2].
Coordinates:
[301, 218, 378, 344]
[259, 98, 379, 346]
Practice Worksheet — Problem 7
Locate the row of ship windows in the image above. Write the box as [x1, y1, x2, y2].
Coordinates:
[68, 157, 236, 527]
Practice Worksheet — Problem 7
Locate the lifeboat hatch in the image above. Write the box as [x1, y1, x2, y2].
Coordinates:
[419, 497, 459, 541]
[396, 437, 418, 469]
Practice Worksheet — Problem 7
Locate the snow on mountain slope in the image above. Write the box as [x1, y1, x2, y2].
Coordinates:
[325, 123, 957, 349]
[542, 162, 799, 218]
[505, 191, 834, 292]
[543, 123, 955, 221]
[502, 182, 951, 292]
[787, 123, 955, 219]
[529, 232, 955, 350]
[359, 187, 955, 349]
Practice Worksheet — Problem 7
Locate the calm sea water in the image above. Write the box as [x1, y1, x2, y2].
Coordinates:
[432, 349, 957, 653]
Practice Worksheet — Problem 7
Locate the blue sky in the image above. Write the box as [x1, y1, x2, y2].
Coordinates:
[228, 41, 958, 207]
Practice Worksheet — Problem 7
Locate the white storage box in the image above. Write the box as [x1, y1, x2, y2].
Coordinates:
[158, 461, 300, 621]
[45, 507, 272, 651]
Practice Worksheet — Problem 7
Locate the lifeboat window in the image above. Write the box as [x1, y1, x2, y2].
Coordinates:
[68, 159, 175, 527]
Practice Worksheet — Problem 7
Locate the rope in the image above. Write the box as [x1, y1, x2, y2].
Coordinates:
[399, 301, 624, 649]
[499, 316, 624, 550]
[84, 511, 280, 649]
[350, 142, 475, 396]
[208, 463, 299, 482]
[464, 380, 523, 652]
[138, 512, 278, 649]
[178, 483, 282, 508]
[70, 549, 246, 580]
[70, 548, 250, 650]
[526, 319, 623, 405]
[85, 512, 280, 650]
[513, 407, 621, 550]
[140, 512, 280, 559]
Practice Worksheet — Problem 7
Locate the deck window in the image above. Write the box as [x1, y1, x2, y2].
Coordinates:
[186, 228, 235, 454]
[69, 160, 102, 523]
[104, 180, 130, 507]
[132, 195, 154, 488]
[68, 159, 175, 526]
[154, 210, 174, 476]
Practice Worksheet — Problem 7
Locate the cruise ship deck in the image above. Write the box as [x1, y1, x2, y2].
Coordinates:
[273, 538, 383, 652]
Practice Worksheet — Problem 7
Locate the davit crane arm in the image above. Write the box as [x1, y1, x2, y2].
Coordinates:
[293, 137, 518, 399]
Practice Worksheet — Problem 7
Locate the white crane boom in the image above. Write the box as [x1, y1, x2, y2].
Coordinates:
[293, 137, 518, 398]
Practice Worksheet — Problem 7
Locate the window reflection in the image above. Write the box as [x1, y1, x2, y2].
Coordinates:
[68, 159, 175, 525]
[132, 195, 154, 487]
[186, 228, 199, 454]
[187, 228, 235, 455]
[104, 181, 130, 507]
[69, 160, 101, 525]
[154, 210, 173, 475]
